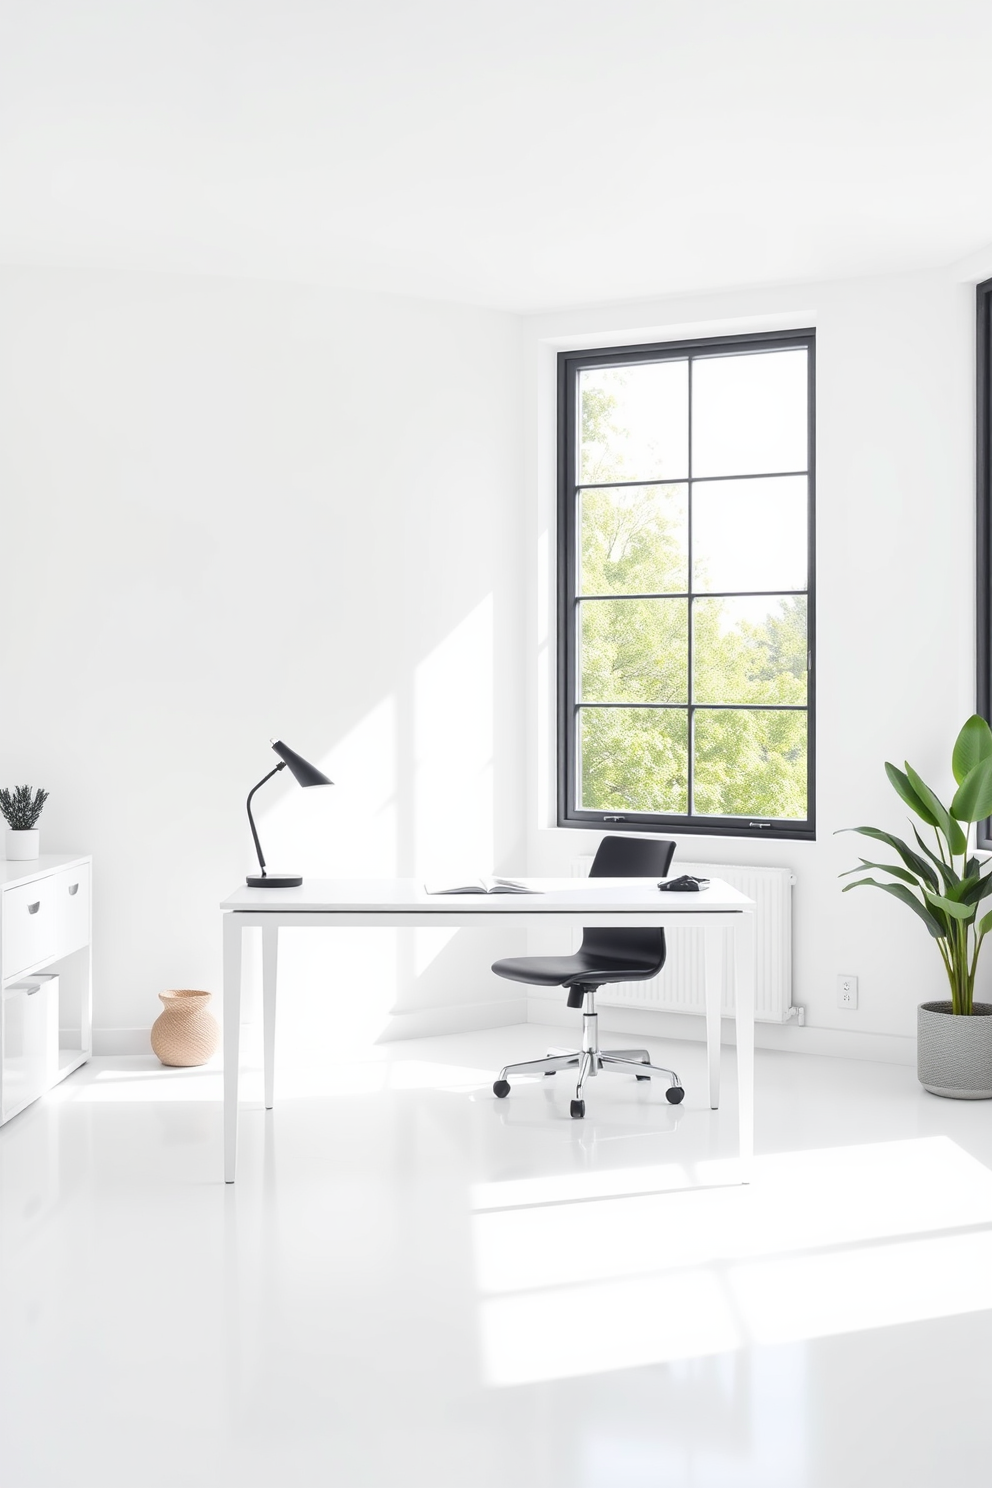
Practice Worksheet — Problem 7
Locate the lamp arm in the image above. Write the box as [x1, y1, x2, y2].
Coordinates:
[245, 762, 286, 877]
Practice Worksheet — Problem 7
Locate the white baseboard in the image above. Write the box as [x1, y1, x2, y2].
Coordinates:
[377, 997, 529, 1042]
[93, 1028, 152, 1056]
[97, 997, 915, 1067]
[527, 998, 916, 1067]
[95, 998, 530, 1055]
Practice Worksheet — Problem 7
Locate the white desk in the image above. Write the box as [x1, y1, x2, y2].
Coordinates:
[220, 877, 756, 1184]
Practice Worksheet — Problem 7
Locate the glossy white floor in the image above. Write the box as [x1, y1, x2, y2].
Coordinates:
[2, 1023, 991, 1488]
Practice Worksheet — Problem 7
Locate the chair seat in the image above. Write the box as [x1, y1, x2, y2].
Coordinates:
[491, 951, 661, 988]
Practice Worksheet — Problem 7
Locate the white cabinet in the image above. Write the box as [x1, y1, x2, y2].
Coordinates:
[54, 865, 90, 959]
[0, 856, 92, 1125]
[2, 878, 56, 978]
[2, 977, 59, 1121]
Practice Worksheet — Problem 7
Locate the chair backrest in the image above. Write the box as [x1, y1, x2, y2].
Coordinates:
[581, 834, 676, 971]
[588, 835, 675, 880]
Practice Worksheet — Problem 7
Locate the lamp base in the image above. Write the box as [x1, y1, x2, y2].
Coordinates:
[246, 873, 303, 888]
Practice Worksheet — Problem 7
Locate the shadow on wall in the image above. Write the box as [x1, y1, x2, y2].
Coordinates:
[233, 596, 526, 1055]
[0, 276, 525, 1039]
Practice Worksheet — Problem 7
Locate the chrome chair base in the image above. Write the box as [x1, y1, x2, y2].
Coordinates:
[492, 990, 684, 1117]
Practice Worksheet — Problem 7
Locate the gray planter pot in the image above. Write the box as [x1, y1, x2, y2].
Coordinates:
[918, 1001, 992, 1099]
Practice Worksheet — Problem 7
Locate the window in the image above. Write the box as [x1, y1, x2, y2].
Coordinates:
[557, 330, 815, 841]
[978, 279, 992, 850]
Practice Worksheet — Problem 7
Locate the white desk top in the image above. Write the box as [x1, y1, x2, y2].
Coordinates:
[221, 877, 754, 913]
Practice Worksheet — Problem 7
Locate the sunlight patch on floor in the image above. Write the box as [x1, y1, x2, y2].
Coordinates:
[477, 1137, 992, 1384]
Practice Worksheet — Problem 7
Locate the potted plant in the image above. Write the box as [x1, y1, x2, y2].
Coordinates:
[840, 715, 992, 1098]
[0, 786, 50, 861]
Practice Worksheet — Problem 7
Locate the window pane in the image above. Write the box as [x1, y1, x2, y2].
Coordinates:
[579, 708, 688, 815]
[580, 598, 688, 703]
[693, 596, 807, 705]
[693, 709, 807, 819]
[693, 476, 807, 593]
[580, 484, 688, 595]
[692, 349, 808, 478]
[579, 362, 688, 485]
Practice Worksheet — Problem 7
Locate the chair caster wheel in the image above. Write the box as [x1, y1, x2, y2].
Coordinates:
[666, 1086, 685, 1104]
[636, 1073, 650, 1082]
[493, 1080, 510, 1098]
[570, 1099, 585, 1119]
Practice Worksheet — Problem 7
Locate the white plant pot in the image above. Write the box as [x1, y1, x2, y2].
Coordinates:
[5, 828, 40, 861]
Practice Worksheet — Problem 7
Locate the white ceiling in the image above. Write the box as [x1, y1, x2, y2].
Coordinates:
[2, 1, 990, 313]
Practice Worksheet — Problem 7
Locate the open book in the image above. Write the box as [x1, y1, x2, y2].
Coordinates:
[424, 877, 538, 895]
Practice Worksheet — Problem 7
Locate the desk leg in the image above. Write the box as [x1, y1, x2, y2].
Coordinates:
[735, 910, 756, 1185]
[704, 926, 722, 1110]
[224, 913, 243, 1184]
[262, 923, 278, 1112]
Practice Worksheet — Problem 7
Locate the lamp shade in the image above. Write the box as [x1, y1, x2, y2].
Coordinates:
[270, 739, 333, 788]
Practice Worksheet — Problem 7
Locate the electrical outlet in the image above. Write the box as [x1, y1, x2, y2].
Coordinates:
[837, 974, 858, 1010]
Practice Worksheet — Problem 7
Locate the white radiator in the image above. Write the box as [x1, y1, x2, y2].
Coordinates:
[573, 857, 797, 1024]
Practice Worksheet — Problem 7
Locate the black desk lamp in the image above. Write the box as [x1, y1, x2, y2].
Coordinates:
[246, 739, 333, 888]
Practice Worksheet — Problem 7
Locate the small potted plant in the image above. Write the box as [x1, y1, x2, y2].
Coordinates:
[0, 786, 50, 861]
[840, 715, 992, 1098]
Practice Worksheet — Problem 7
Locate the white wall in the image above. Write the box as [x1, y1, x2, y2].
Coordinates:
[524, 268, 977, 1060]
[0, 268, 526, 1052]
[1, 262, 982, 1064]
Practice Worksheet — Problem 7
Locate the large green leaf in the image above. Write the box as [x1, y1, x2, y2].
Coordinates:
[911, 825, 958, 890]
[905, 763, 967, 855]
[839, 858, 922, 887]
[944, 873, 983, 902]
[951, 756, 992, 823]
[960, 871, 992, 906]
[924, 888, 975, 922]
[885, 763, 938, 827]
[979, 909, 992, 936]
[838, 826, 938, 889]
[952, 714, 992, 786]
[844, 877, 947, 938]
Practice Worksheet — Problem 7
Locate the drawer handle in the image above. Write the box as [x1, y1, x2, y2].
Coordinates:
[26, 986, 38, 996]
[27, 902, 41, 915]
[68, 884, 79, 896]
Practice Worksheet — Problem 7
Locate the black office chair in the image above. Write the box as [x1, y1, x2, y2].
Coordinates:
[491, 835, 684, 1118]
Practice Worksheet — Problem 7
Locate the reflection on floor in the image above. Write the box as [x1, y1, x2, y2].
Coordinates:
[1, 1024, 990, 1487]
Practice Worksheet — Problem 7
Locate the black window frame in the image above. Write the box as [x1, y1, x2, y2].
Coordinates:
[977, 278, 992, 850]
[557, 327, 816, 842]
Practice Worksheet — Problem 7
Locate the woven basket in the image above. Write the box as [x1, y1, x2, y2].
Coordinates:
[918, 1001, 992, 1099]
[151, 989, 220, 1068]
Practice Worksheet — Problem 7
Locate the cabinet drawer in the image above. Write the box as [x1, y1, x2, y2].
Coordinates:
[2, 977, 58, 1121]
[54, 866, 90, 958]
[2, 880, 55, 978]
